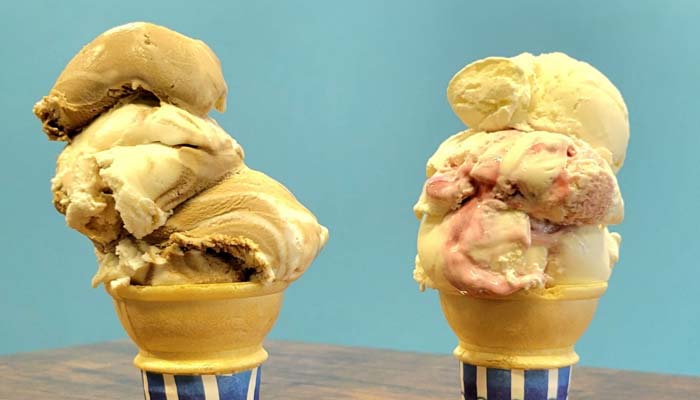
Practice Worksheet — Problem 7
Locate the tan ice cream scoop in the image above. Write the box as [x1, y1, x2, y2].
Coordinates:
[141, 167, 330, 284]
[92, 166, 329, 288]
[33, 22, 227, 141]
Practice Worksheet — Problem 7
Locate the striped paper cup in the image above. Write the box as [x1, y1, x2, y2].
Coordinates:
[460, 362, 572, 400]
[142, 366, 261, 400]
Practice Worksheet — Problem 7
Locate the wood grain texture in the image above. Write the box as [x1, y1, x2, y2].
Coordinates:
[0, 340, 697, 399]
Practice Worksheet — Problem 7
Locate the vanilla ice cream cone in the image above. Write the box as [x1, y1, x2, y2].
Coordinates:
[414, 52, 628, 399]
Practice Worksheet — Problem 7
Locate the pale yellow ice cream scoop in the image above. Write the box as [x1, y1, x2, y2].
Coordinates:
[34, 22, 227, 141]
[447, 52, 629, 170]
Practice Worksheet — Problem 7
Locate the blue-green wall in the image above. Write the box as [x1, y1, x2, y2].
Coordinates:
[1, 0, 698, 375]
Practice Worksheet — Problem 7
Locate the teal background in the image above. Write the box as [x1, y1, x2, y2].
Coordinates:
[1, 0, 698, 375]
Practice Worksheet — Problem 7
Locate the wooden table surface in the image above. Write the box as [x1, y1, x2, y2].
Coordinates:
[0, 340, 697, 399]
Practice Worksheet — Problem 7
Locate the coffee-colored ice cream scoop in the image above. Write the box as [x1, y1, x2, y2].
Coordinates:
[34, 22, 227, 141]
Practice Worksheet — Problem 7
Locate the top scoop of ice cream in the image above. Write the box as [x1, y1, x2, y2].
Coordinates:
[447, 52, 629, 170]
[33, 22, 227, 141]
[37, 22, 327, 288]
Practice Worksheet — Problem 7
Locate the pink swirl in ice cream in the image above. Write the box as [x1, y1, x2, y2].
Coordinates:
[442, 196, 537, 295]
[417, 130, 622, 295]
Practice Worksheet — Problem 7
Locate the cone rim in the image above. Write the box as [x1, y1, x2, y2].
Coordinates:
[440, 281, 608, 301]
[106, 280, 289, 301]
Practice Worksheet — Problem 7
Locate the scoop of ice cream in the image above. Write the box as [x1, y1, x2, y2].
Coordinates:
[92, 167, 329, 287]
[152, 167, 329, 283]
[447, 52, 629, 170]
[34, 22, 227, 141]
[441, 198, 549, 295]
[415, 215, 620, 294]
[52, 100, 243, 245]
[415, 130, 623, 226]
[546, 225, 621, 285]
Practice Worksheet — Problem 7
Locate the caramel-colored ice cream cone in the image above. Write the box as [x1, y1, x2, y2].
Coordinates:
[34, 21, 328, 400]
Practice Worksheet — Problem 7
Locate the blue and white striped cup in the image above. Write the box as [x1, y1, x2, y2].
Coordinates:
[141, 366, 261, 400]
[460, 362, 572, 400]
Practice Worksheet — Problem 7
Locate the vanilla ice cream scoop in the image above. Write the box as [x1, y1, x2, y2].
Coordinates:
[447, 52, 629, 170]
[34, 22, 227, 141]
[142, 167, 329, 283]
[52, 100, 244, 245]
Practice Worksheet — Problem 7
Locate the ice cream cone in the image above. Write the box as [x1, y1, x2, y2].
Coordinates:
[106, 280, 289, 399]
[414, 52, 627, 399]
[439, 281, 607, 399]
[34, 21, 329, 400]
